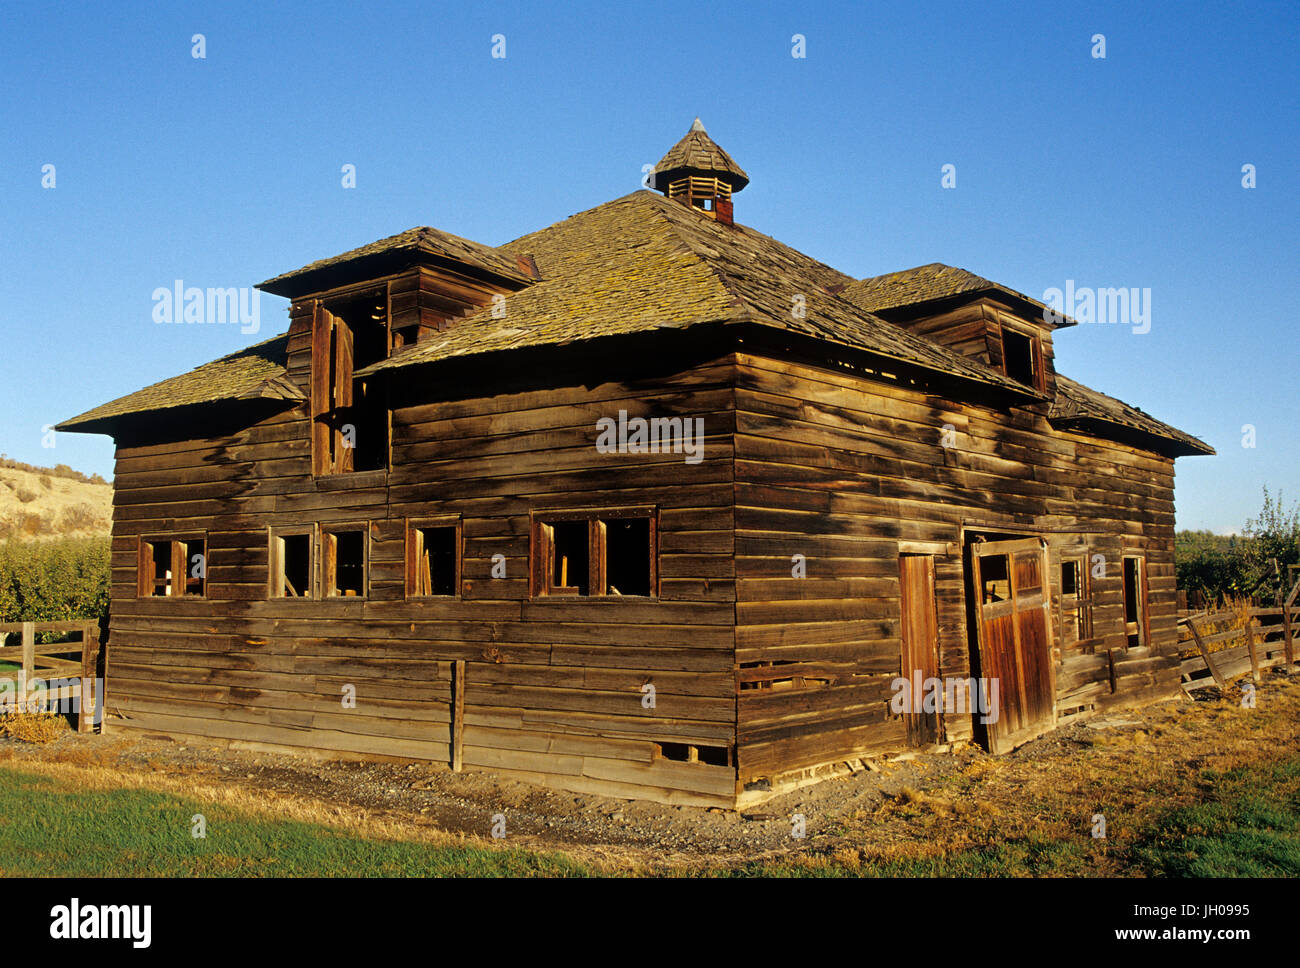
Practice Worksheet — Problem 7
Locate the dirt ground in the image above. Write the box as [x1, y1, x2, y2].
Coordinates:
[3, 668, 1296, 871]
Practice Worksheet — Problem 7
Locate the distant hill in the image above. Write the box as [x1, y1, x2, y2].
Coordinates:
[0, 458, 112, 540]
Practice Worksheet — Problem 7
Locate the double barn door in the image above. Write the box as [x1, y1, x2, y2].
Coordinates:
[969, 538, 1056, 753]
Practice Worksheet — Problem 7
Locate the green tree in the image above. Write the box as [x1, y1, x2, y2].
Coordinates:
[1241, 487, 1300, 599]
[0, 538, 111, 635]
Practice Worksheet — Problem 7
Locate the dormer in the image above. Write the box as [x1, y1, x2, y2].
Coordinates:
[649, 118, 749, 225]
[841, 264, 1074, 399]
[257, 227, 537, 475]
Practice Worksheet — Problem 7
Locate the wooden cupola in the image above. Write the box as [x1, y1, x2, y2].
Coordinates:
[649, 118, 749, 225]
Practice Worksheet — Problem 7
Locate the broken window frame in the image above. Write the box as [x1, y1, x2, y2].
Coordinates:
[310, 286, 392, 477]
[405, 516, 463, 599]
[1058, 557, 1093, 648]
[998, 324, 1044, 391]
[529, 507, 658, 599]
[978, 552, 1012, 605]
[1121, 554, 1149, 652]
[137, 533, 207, 599]
[321, 523, 370, 599]
[269, 526, 317, 600]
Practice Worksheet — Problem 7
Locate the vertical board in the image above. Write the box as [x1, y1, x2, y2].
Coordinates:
[898, 554, 940, 745]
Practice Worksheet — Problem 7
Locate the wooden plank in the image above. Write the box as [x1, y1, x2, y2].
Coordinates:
[1285, 576, 1297, 667]
[81, 626, 99, 733]
[1185, 617, 1226, 689]
[452, 659, 465, 772]
[0, 620, 100, 634]
[21, 622, 34, 688]
[1246, 619, 1259, 683]
[898, 554, 940, 745]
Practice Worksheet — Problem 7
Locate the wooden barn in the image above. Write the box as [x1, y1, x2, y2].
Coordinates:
[59, 120, 1213, 807]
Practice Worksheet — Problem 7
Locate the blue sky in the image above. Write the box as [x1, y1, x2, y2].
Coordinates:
[1, 0, 1295, 532]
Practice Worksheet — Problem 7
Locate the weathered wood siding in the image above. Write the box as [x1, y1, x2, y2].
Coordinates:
[732, 352, 1179, 789]
[103, 334, 1182, 807]
[887, 296, 1060, 401]
[106, 353, 740, 806]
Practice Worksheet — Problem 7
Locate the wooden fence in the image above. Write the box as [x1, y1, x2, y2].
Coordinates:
[0, 620, 102, 732]
[1178, 577, 1298, 692]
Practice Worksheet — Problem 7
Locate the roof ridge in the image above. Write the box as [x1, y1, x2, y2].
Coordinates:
[639, 198, 1013, 376]
[500, 191, 747, 317]
[639, 194, 756, 320]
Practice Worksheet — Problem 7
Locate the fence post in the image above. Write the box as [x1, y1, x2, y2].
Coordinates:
[79, 624, 98, 734]
[20, 622, 34, 702]
[1246, 618, 1259, 683]
[1285, 577, 1298, 668]
[1286, 600, 1294, 668]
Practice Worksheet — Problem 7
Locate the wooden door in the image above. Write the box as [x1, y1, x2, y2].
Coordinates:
[899, 554, 941, 745]
[969, 538, 1055, 753]
[310, 305, 355, 475]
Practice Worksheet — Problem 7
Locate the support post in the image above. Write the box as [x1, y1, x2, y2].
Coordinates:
[1284, 577, 1298, 668]
[79, 624, 99, 734]
[21, 622, 34, 701]
[451, 659, 465, 772]
[1246, 619, 1259, 683]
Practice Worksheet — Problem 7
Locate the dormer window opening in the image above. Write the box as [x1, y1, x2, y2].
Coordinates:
[312, 290, 390, 474]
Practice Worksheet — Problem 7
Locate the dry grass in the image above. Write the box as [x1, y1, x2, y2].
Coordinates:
[0, 712, 71, 744]
[825, 674, 1299, 873]
[1177, 595, 1257, 658]
[0, 465, 111, 540]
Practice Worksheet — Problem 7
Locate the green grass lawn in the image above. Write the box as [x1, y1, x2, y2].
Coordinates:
[1132, 757, 1300, 877]
[1, 755, 1296, 877]
[0, 767, 590, 877]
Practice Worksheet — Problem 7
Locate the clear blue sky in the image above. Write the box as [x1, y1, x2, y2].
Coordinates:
[1, 0, 1295, 533]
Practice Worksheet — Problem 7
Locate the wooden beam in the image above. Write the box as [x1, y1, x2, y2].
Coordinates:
[452, 659, 465, 772]
[170, 540, 185, 598]
[589, 519, 606, 596]
[1285, 575, 1299, 668]
[310, 301, 331, 475]
[1185, 616, 1226, 690]
[1246, 619, 1259, 683]
[79, 625, 99, 734]
[21, 622, 34, 694]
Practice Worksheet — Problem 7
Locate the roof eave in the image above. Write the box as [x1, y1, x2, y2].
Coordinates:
[356, 315, 1048, 407]
[883, 286, 1079, 330]
[1049, 415, 1215, 458]
[258, 244, 534, 300]
[56, 375, 305, 436]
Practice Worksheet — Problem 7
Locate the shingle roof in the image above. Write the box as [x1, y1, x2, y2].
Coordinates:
[649, 119, 750, 192]
[1049, 374, 1214, 456]
[56, 334, 301, 432]
[258, 225, 535, 297]
[59, 190, 1208, 459]
[354, 191, 1037, 395]
[843, 262, 1075, 326]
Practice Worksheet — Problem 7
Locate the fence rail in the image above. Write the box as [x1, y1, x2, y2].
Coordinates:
[0, 620, 102, 732]
[1177, 576, 1298, 692]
